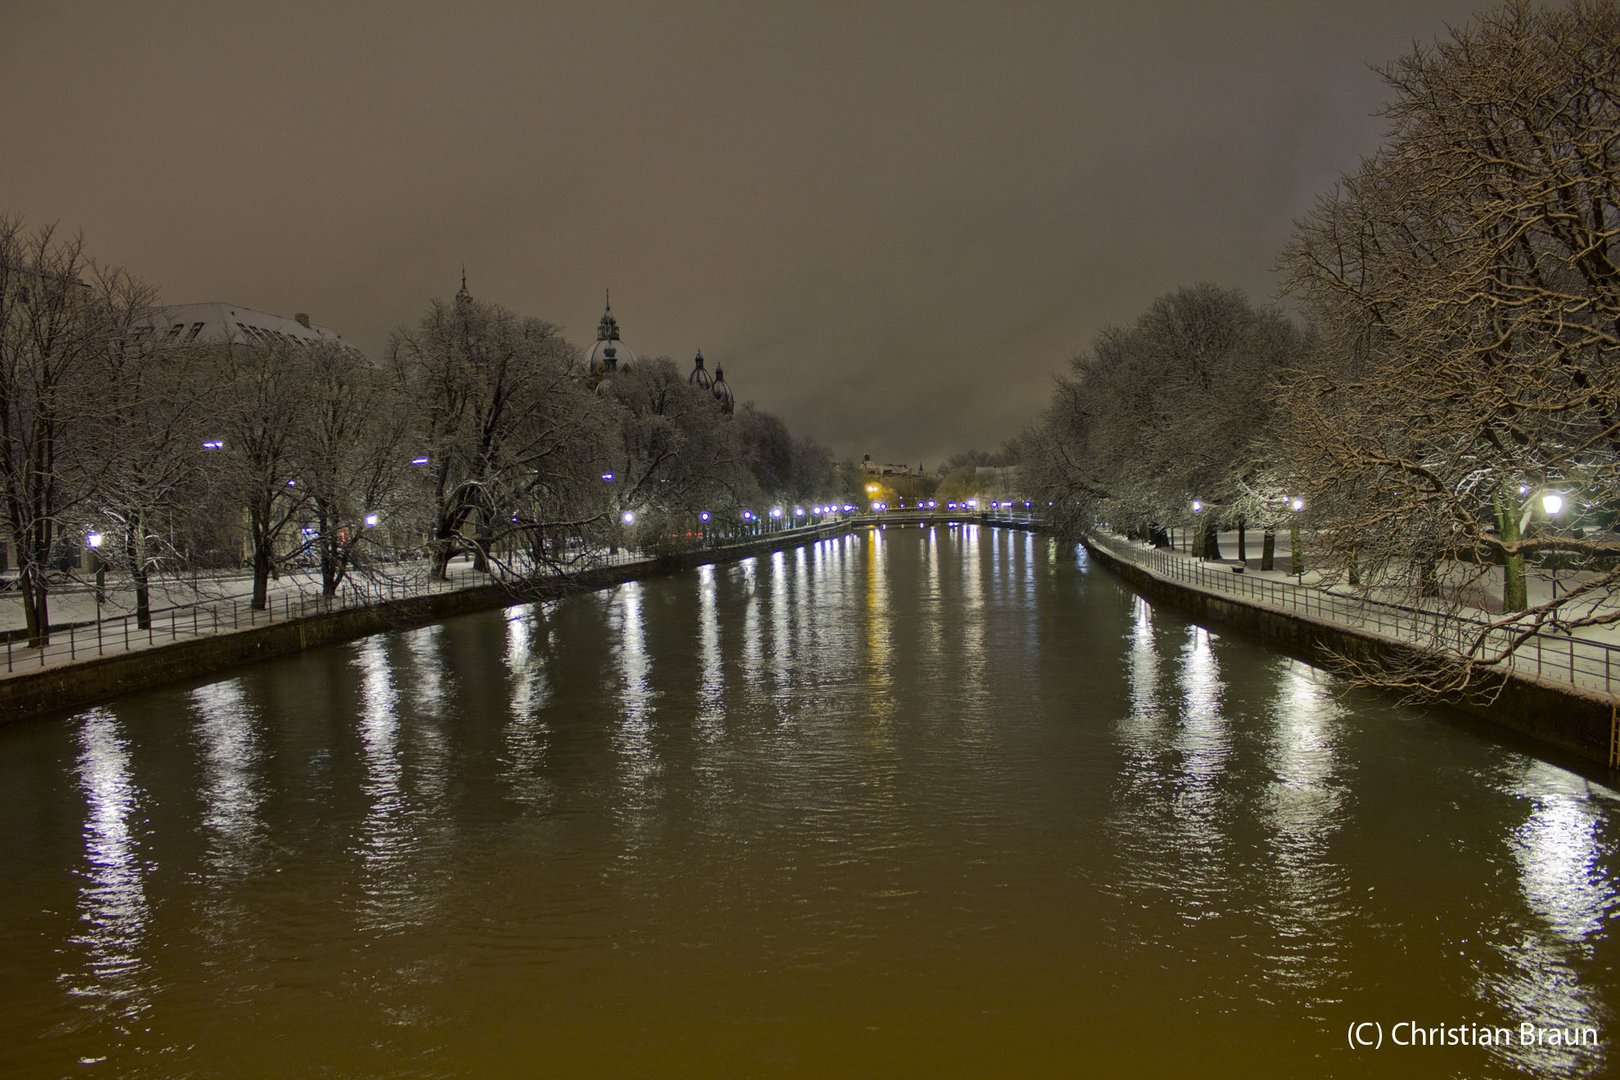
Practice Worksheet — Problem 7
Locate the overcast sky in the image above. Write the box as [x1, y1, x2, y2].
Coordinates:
[2, 0, 1491, 466]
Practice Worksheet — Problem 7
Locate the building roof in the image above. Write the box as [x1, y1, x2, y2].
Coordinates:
[135, 302, 363, 358]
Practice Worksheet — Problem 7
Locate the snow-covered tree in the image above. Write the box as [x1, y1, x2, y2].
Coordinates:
[1280, 0, 1620, 693]
[389, 293, 603, 579]
[0, 217, 150, 644]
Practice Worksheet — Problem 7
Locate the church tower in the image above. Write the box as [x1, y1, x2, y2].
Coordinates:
[586, 290, 636, 377]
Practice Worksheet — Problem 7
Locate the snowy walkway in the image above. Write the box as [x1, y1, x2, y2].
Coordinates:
[0, 549, 659, 680]
[1086, 529, 1620, 701]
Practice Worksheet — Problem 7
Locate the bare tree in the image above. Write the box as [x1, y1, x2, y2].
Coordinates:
[389, 292, 603, 580]
[601, 356, 748, 552]
[1280, 0, 1620, 694]
[79, 301, 218, 628]
[213, 338, 311, 609]
[0, 217, 147, 644]
[294, 341, 408, 595]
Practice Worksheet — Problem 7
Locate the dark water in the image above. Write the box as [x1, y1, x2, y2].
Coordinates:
[1, 526, 1616, 1078]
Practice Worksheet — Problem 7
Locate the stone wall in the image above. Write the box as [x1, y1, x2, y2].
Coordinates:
[1083, 535, 1617, 768]
[1, 525, 846, 725]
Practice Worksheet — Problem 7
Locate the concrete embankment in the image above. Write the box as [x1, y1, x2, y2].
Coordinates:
[1, 526, 844, 725]
[1080, 533, 1618, 768]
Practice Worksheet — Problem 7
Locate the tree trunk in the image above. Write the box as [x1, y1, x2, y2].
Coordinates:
[1495, 492, 1527, 612]
[1149, 524, 1170, 549]
[127, 515, 152, 630]
[21, 572, 47, 647]
[472, 506, 492, 573]
[1260, 528, 1275, 571]
[1236, 519, 1247, 564]
[1201, 516, 1222, 560]
[1419, 555, 1440, 598]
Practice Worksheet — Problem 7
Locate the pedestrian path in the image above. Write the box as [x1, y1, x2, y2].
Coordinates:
[0, 550, 654, 678]
[1086, 529, 1620, 700]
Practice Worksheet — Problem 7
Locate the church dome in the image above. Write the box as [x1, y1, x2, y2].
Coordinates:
[712, 364, 734, 416]
[587, 292, 635, 375]
[688, 349, 713, 390]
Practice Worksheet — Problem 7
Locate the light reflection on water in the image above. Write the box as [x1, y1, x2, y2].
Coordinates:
[1, 528, 1613, 1077]
[1256, 661, 1352, 1013]
[65, 709, 152, 1035]
[1476, 761, 1620, 1077]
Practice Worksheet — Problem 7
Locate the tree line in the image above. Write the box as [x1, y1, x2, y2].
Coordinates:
[1018, 0, 1620, 696]
[0, 222, 835, 646]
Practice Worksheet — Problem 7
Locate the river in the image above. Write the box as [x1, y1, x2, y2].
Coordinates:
[1, 525, 1615, 1077]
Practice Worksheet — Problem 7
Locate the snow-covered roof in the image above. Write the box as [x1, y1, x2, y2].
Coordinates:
[134, 302, 364, 359]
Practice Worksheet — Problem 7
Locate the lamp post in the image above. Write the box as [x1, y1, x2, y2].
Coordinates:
[1289, 497, 1305, 582]
[86, 533, 105, 623]
[1543, 492, 1564, 603]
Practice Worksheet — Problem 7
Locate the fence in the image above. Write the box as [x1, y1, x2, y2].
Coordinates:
[1084, 530, 1620, 699]
[2, 527, 842, 677]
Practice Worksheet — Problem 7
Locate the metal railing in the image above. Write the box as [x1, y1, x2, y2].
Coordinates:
[1084, 530, 1620, 699]
[3, 524, 849, 677]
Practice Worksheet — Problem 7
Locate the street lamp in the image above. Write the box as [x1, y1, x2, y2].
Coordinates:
[1289, 496, 1305, 580]
[1542, 492, 1565, 602]
[85, 532, 106, 631]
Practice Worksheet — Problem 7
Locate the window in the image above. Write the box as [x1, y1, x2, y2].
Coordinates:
[185, 322, 204, 341]
[167, 323, 184, 338]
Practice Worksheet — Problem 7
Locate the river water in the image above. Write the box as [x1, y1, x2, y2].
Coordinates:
[1, 526, 1616, 1078]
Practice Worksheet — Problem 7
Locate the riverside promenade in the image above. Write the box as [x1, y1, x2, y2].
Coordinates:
[0, 523, 844, 721]
[1077, 526, 1620, 767]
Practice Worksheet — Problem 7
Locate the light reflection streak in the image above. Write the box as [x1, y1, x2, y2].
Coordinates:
[67, 709, 152, 1029]
[501, 609, 555, 809]
[957, 526, 989, 712]
[739, 557, 763, 694]
[770, 550, 791, 696]
[1474, 761, 1618, 1077]
[192, 679, 266, 892]
[353, 638, 422, 931]
[697, 564, 725, 736]
[1257, 661, 1349, 1008]
[612, 583, 660, 845]
[1166, 625, 1230, 918]
[1511, 762, 1617, 946]
[864, 529, 894, 722]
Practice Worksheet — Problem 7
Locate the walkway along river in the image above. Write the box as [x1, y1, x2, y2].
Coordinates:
[0, 525, 1615, 1077]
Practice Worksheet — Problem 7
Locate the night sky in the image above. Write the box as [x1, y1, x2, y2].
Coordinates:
[2, 0, 1487, 466]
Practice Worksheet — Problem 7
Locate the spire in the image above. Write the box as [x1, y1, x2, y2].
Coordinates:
[455, 266, 472, 306]
[596, 288, 621, 342]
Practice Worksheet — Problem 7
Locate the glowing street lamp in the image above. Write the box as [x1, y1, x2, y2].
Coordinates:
[86, 533, 105, 613]
[1289, 496, 1305, 579]
[364, 513, 380, 528]
[1542, 492, 1564, 516]
[622, 511, 635, 525]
